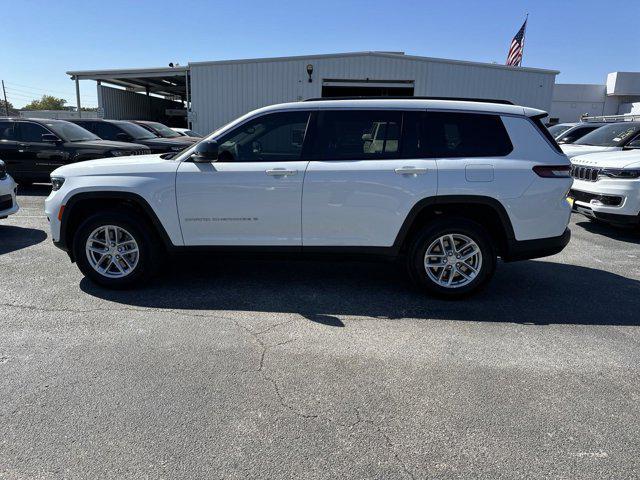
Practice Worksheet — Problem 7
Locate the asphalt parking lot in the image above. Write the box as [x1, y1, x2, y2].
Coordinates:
[1, 186, 639, 479]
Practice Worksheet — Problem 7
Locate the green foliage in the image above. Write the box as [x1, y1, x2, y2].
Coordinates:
[23, 95, 68, 111]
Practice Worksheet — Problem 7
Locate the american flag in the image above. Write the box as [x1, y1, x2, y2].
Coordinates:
[506, 18, 527, 66]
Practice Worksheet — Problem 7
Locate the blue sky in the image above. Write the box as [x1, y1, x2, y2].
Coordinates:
[2, 0, 639, 108]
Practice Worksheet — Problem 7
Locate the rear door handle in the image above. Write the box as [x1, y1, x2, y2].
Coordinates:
[395, 166, 428, 175]
[18, 143, 27, 152]
[265, 168, 298, 176]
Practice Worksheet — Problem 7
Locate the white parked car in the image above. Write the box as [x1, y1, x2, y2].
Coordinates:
[561, 122, 640, 158]
[0, 160, 19, 219]
[45, 98, 572, 297]
[171, 127, 202, 138]
[568, 149, 640, 226]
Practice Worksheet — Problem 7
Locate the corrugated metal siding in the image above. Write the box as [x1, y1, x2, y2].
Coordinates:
[99, 86, 182, 120]
[190, 54, 556, 134]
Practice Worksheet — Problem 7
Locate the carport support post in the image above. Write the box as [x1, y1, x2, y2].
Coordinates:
[75, 77, 82, 118]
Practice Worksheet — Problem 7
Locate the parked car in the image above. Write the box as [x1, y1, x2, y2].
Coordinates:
[69, 119, 194, 154]
[0, 160, 19, 219]
[561, 122, 640, 158]
[0, 118, 151, 184]
[45, 98, 571, 297]
[548, 122, 607, 144]
[172, 127, 202, 138]
[132, 121, 200, 143]
[568, 149, 640, 226]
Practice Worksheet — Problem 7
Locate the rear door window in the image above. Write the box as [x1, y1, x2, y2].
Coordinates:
[312, 110, 402, 160]
[92, 122, 123, 141]
[0, 121, 16, 141]
[424, 112, 513, 157]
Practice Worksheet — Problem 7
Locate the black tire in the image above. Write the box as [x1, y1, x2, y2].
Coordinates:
[72, 209, 163, 289]
[406, 218, 497, 299]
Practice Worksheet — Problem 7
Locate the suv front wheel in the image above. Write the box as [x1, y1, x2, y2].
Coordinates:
[407, 218, 496, 298]
[73, 210, 161, 288]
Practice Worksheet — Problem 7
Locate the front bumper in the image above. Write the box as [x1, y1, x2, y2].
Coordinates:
[0, 176, 19, 219]
[569, 177, 640, 225]
[503, 228, 571, 262]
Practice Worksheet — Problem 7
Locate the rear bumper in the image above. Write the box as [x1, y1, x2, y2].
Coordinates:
[503, 228, 571, 262]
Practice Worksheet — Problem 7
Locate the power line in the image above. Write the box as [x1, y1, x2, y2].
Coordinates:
[5, 81, 91, 97]
[5, 85, 97, 99]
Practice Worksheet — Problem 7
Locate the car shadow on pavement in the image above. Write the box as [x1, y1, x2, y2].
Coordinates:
[80, 256, 640, 327]
[0, 226, 47, 255]
[575, 219, 640, 245]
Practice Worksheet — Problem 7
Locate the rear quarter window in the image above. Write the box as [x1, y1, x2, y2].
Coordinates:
[424, 112, 513, 158]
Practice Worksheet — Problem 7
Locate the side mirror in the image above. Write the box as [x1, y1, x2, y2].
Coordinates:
[116, 132, 132, 142]
[42, 133, 61, 143]
[192, 140, 219, 163]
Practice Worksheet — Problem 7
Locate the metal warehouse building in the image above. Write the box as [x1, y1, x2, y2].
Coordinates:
[68, 51, 559, 135]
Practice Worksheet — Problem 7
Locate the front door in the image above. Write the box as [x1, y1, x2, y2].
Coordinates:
[15, 121, 69, 180]
[176, 110, 311, 246]
[302, 110, 437, 247]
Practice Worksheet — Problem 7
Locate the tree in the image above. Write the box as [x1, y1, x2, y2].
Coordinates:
[0, 99, 16, 115]
[23, 95, 67, 111]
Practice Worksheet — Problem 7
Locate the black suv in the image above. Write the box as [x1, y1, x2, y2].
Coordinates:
[70, 119, 194, 153]
[132, 120, 200, 144]
[0, 118, 150, 184]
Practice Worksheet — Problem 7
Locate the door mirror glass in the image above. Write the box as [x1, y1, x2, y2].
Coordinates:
[192, 140, 219, 162]
[41, 133, 61, 143]
[625, 138, 640, 149]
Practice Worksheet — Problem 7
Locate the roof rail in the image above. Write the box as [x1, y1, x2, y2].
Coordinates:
[580, 113, 640, 123]
[303, 96, 514, 105]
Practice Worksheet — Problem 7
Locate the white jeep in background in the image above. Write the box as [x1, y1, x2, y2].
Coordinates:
[45, 98, 572, 298]
[569, 149, 640, 226]
[562, 121, 640, 158]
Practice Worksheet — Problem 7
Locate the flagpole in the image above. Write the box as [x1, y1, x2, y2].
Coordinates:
[520, 13, 529, 66]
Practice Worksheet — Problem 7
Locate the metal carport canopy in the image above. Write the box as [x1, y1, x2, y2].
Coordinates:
[67, 65, 189, 96]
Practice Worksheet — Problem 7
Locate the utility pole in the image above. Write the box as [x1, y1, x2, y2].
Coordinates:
[1, 80, 8, 116]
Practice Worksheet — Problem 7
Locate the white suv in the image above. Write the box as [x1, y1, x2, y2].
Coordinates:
[45, 99, 572, 297]
[0, 160, 19, 220]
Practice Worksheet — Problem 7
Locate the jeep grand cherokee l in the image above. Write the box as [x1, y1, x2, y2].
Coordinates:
[0, 118, 150, 184]
[70, 119, 194, 154]
[45, 99, 572, 298]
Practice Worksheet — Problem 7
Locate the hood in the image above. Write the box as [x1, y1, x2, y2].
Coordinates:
[71, 139, 148, 150]
[561, 144, 619, 158]
[51, 154, 178, 178]
[571, 149, 640, 169]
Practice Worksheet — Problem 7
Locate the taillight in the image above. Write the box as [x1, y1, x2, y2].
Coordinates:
[533, 165, 571, 178]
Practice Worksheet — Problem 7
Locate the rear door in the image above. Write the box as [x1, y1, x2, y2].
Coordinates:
[0, 120, 19, 177]
[302, 109, 437, 247]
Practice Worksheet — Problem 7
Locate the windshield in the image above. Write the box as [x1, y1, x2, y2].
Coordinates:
[115, 121, 158, 140]
[146, 122, 181, 138]
[45, 121, 100, 142]
[574, 123, 640, 147]
[548, 124, 573, 138]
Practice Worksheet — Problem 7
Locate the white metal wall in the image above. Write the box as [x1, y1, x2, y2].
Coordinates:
[189, 53, 557, 134]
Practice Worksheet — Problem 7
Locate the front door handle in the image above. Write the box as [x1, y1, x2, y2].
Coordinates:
[395, 166, 428, 175]
[18, 143, 27, 152]
[265, 168, 298, 176]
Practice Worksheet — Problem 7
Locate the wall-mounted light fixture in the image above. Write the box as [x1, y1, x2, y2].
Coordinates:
[306, 64, 314, 83]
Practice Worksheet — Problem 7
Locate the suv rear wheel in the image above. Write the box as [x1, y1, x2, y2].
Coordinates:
[407, 218, 496, 298]
[73, 210, 162, 288]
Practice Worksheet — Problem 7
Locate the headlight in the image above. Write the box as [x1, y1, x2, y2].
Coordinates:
[110, 150, 130, 157]
[51, 177, 65, 191]
[599, 168, 640, 179]
[0, 160, 6, 180]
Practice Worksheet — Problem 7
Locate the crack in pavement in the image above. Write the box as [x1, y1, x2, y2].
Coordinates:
[233, 319, 415, 478]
